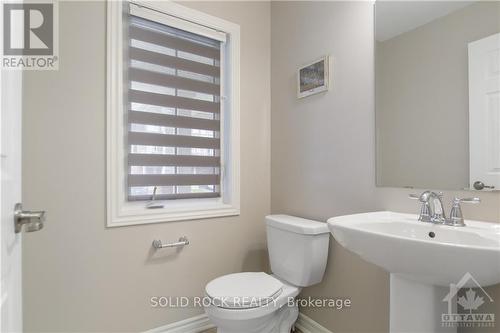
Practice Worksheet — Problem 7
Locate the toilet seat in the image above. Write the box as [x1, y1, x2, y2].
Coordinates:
[204, 274, 301, 332]
[205, 272, 283, 309]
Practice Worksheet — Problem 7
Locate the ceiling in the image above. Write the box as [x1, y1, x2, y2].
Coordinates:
[375, 1, 476, 42]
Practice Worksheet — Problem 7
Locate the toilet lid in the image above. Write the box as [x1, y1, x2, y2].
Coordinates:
[205, 272, 283, 309]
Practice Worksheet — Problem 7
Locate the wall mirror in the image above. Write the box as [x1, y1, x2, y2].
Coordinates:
[375, 1, 500, 191]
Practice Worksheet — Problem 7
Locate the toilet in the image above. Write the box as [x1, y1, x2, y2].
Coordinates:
[204, 215, 330, 333]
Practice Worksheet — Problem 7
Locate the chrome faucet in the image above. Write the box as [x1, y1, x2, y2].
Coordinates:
[448, 197, 481, 226]
[411, 191, 446, 223]
[409, 191, 480, 227]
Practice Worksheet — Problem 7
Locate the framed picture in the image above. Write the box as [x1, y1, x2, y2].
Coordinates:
[297, 55, 330, 99]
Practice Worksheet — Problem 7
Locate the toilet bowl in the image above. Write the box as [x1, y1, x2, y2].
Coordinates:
[204, 273, 300, 333]
[204, 215, 330, 333]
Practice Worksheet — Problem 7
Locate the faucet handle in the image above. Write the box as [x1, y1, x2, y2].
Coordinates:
[409, 191, 432, 201]
[409, 193, 432, 222]
[453, 197, 481, 204]
[447, 197, 481, 227]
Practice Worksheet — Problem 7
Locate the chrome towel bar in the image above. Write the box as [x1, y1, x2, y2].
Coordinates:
[152, 236, 189, 249]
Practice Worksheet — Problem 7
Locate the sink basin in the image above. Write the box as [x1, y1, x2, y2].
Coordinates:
[328, 211, 500, 333]
[328, 211, 500, 287]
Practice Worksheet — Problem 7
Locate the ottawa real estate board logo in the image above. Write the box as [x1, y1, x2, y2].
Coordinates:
[2, 1, 58, 70]
[442, 272, 495, 329]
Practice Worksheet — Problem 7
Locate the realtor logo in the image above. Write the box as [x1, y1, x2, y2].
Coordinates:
[442, 272, 495, 328]
[2, 1, 58, 69]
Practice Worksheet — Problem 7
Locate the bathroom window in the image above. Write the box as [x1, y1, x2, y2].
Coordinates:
[107, 1, 240, 227]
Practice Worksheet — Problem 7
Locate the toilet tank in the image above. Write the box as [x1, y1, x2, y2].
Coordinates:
[266, 215, 330, 287]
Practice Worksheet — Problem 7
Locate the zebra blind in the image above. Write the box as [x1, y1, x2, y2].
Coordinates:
[127, 13, 223, 201]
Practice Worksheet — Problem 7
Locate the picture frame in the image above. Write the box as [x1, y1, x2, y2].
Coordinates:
[297, 55, 331, 99]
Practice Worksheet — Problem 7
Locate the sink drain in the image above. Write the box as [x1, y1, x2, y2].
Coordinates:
[428, 231, 436, 238]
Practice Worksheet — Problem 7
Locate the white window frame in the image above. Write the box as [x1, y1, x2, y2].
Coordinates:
[107, 0, 240, 227]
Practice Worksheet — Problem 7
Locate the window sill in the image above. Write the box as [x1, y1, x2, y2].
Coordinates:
[107, 203, 240, 228]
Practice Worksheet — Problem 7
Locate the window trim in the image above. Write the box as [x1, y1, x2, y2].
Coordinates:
[107, 0, 240, 227]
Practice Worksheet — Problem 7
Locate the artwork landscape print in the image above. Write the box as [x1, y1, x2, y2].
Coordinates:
[297, 56, 330, 98]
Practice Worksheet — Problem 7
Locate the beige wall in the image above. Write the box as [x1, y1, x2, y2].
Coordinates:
[271, 2, 388, 332]
[271, 1, 500, 333]
[22, 1, 270, 332]
[376, 2, 500, 190]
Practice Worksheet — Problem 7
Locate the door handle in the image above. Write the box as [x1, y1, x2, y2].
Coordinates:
[14, 203, 45, 233]
[473, 181, 495, 191]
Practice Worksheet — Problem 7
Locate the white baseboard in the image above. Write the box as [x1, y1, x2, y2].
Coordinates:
[144, 314, 215, 333]
[145, 312, 332, 333]
[295, 313, 333, 333]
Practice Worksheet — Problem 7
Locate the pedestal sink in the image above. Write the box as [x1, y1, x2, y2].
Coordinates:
[327, 211, 500, 333]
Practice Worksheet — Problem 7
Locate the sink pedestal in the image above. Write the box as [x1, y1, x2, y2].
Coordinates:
[390, 275, 456, 333]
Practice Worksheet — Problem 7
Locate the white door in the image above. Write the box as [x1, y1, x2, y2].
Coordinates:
[469, 33, 500, 191]
[1, 67, 23, 332]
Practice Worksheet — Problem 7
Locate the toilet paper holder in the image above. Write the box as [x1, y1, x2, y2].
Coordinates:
[152, 236, 189, 249]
